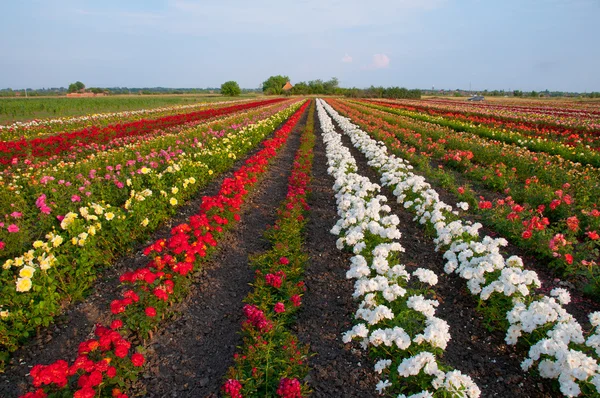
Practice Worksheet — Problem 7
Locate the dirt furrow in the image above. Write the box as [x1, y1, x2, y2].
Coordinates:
[293, 110, 379, 397]
[136, 110, 308, 397]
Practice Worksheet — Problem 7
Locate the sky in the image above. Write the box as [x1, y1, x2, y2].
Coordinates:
[0, 0, 599, 92]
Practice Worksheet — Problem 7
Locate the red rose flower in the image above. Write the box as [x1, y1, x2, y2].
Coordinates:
[110, 320, 123, 330]
[131, 353, 145, 367]
[145, 307, 157, 317]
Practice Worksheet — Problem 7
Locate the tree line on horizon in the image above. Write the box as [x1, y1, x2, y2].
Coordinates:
[1, 78, 598, 98]
[260, 75, 422, 99]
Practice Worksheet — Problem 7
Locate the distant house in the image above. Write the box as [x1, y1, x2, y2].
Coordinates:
[282, 81, 293, 92]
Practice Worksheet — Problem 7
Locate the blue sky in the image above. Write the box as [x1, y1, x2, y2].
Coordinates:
[1, 0, 598, 91]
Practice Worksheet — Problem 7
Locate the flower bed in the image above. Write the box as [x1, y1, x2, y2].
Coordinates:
[223, 101, 315, 398]
[316, 99, 480, 397]
[329, 99, 600, 293]
[0, 101, 303, 368]
[0, 100, 295, 261]
[0, 98, 286, 165]
[358, 100, 600, 168]
[321, 98, 600, 397]
[0, 99, 254, 141]
[17, 101, 309, 398]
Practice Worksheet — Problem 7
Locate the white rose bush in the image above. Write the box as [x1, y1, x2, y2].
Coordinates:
[321, 98, 600, 397]
[317, 99, 480, 397]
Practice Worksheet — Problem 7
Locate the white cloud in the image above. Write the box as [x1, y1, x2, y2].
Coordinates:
[371, 53, 390, 69]
[341, 54, 353, 63]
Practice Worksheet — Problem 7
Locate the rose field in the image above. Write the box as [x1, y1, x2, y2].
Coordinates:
[2, 96, 600, 398]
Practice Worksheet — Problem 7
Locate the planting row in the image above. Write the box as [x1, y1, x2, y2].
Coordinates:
[333, 99, 600, 292]
[17, 101, 310, 398]
[0, 101, 304, 367]
[359, 100, 600, 167]
[427, 99, 600, 118]
[317, 99, 481, 397]
[0, 98, 253, 142]
[321, 98, 600, 397]
[0, 98, 285, 165]
[224, 101, 315, 398]
[0, 99, 295, 261]
[365, 98, 600, 138]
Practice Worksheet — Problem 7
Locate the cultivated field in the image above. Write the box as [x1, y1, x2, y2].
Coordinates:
[1, 97, 600, 397]
[0, 94, 260, 124]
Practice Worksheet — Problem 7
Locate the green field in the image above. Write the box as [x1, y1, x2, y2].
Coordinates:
[0, 93, 260, 124]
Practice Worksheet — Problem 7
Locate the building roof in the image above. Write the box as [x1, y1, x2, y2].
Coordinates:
[282, 81, 293, 91]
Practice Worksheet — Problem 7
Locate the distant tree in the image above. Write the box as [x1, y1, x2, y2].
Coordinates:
[220, 81, 241, 96]
[308, 80, 324, 95]
[513, 90, 523, 97]
[262, 75, 290, 95]
[290, 81, 309, 95]
[323, 77, 339, 95]
[529, 90, 538, 97]
[68, 81, 85, 93]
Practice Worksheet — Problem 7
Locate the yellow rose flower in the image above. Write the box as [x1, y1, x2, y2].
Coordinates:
[33, 240, 44, 249]
[19, 266, 35, 279]
[105, 212, 115, 221]
[141, 218, 149, 227]
[39, 256, 51, 271]
[24, 250, 34, 262]
[52, 235, 64, 247]
[170, 198, 178, 206]
[16, 277, 32, 292]
[141, 167, 150, 174]
[0, 310, 9, 318]
[171, 187, 179, 194]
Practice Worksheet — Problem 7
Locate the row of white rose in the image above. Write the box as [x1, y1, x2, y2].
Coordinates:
[0, 98, 252, 133]
[316, 99, 481, 398]
[0, 102, 302, 300]
[320, 98, 600, 397]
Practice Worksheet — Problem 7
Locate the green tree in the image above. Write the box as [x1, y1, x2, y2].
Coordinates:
[220, 81, 241, 96]
[308, 79, 324, 95]
[262, 75, 290, 95]
[323, 77, 339, 95]
[68, 81, 85, 93]
[290, 82, 309, 95]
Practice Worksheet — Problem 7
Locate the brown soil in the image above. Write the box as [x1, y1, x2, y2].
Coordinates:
[292, 110, 379, 397]
[134, 110, 308, 397]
